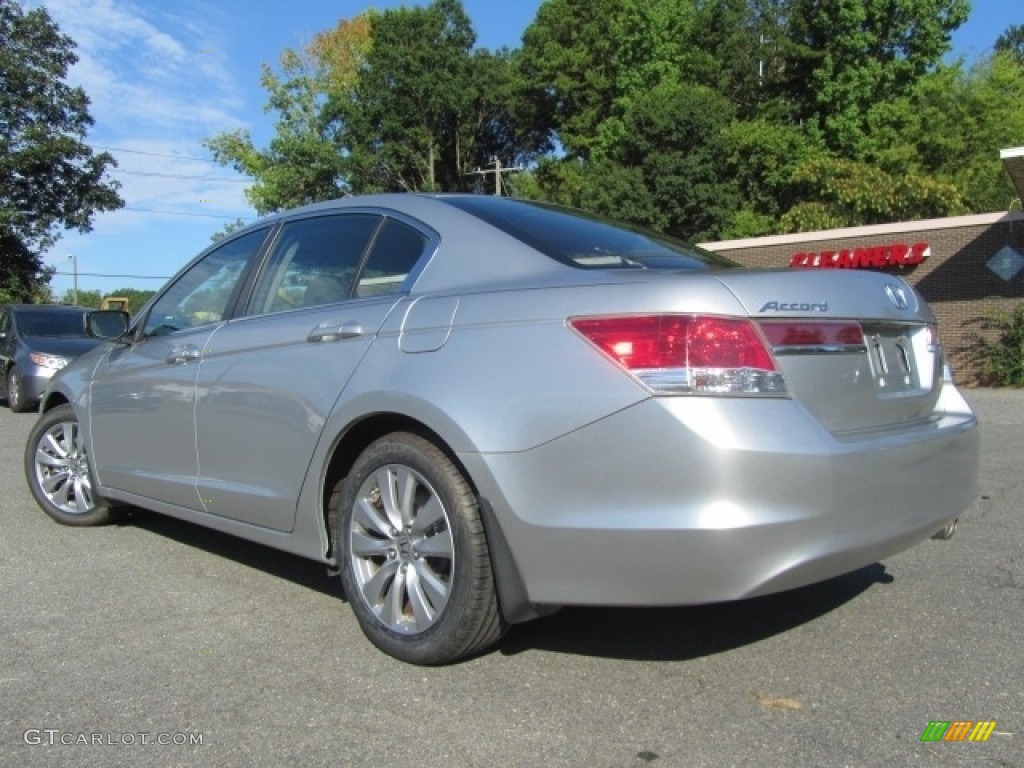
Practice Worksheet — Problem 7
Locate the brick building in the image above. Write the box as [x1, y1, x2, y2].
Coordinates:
[700, 149, 1024, 384]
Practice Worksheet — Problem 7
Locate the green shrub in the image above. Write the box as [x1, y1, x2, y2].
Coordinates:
[970, 304, 1024, 387]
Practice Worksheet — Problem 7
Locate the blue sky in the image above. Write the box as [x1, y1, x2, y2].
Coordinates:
[29, 0, 1017, 299]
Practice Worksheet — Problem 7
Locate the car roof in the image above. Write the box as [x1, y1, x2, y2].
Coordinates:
[7, 304, 90, 313]
[219, 195, 575, 294]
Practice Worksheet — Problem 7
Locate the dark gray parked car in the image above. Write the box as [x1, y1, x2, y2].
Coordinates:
[23, 195, 979, 664]
[0, 304, 102, 412]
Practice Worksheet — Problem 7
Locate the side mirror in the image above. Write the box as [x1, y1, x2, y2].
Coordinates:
[87, 310, 130, 340]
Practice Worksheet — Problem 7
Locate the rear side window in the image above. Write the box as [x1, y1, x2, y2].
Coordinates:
[439, 196, 736, 270]
[356, 219, 429, 297]
[250, 214, 381, 314]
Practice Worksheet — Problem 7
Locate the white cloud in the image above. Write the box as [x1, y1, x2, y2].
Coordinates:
[31, 0, 256, 234]
[41, 0, 188, 64]
[36, 0, 249, 137]
[25, 0, 260, 297]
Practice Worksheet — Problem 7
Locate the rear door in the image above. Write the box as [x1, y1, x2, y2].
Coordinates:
[193, 213, 432, 531]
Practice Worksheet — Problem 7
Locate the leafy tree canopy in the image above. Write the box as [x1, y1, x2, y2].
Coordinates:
[208, 0, 1019, 242]
[207, 0, 547, 209]
[995, 23, 1024, 65]
[204, 30, 360, 215]
[0, 1, 123, 303]
[776, 0, 970, 154]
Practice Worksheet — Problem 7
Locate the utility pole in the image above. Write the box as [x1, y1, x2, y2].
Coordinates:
[463, 157, 523, 196]
[68, 253, 78, 305]
[492, 157, 502, 195]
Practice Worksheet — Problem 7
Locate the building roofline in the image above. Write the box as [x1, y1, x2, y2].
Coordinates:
[1000, 146, 1024, 206]
[699, 210, 1024, 252]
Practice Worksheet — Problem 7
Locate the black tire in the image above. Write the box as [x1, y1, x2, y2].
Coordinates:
[7, 366, 31, 413]
[332, 432, 506, 665]
[24, 403, 114, 526]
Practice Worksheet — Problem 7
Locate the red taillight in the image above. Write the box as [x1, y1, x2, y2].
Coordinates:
[759, 321, 864, 349]
[570, 314, 786, 395]
[685, 316, 778, 370]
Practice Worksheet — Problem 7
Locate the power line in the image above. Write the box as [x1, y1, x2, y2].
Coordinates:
[110, 169, 251, 183]
[91, 144, 219, 162]
[3, 205, 251, 221]
[50, 271, 172, 279]
[122, 206, 252, 220]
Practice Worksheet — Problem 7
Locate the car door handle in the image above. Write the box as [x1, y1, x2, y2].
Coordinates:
[307, 321, 364, 343]
[166, 344, 202, 365]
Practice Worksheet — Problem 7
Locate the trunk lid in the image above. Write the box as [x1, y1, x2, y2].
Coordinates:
[712, 269, 944, 434]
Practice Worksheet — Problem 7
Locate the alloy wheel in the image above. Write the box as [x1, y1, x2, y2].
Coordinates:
[349, 463, 455, 635]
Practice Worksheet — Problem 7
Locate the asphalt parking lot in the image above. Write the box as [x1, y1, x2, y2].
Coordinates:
[1, 389, 1020, 767]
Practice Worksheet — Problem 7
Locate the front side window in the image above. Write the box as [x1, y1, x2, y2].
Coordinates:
[249, 214, 380, 315]
[143, 228, 268, 337]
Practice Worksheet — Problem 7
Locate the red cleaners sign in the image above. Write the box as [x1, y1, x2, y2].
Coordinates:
[790, 242, 930, 269]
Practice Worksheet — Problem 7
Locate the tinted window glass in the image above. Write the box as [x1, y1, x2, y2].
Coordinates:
[144, 228, 268, 337]
[439, 196, 736, 270]
[250, 214, 380, 314]
[15, 309, 88, 337]
[356, 218, 428, 297]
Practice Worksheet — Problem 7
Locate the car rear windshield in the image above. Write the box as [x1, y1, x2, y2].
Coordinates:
[16, 310, 88, 337]
[438, 196, 737, 271]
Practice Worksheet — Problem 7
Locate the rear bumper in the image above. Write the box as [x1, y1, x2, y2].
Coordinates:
[463, 384, 979, 606]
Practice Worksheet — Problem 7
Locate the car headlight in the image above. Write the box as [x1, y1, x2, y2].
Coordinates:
[29, 352, 71, 370]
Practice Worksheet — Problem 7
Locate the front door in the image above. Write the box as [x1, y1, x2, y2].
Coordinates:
[87, 228, 269, 509]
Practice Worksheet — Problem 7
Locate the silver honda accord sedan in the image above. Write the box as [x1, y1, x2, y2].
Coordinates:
[24, 194, 979, 664]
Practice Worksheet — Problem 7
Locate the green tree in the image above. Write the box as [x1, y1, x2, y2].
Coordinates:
[720, 119, 821, 238]
[210, 218, 248, 242]
[59, 288, 102, 308]
[863, 54, 1024, 213]
[519, 0, 626, 158]
[209, 2, 540, 205]
[205, 14, 377, 214]
[334, 0, 548, 192]
[204, 36, 358, 215]
[516, 80, 738, 241]
[508, 156, 588, 207]
[57, 286, 153, 312]
[340, 0, 480, 192]
[599, 81, 739, 240]
[518, 0, 986, 235]
[464, 47, 552, 184]
[775, 0, 969, 154]
[780, 155, 966, 231]
[0, 1, 123, 303]
[995, 23, 1024, 65]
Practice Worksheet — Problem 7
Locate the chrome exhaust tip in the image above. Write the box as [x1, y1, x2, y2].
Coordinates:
[931, 518, 958, 541]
